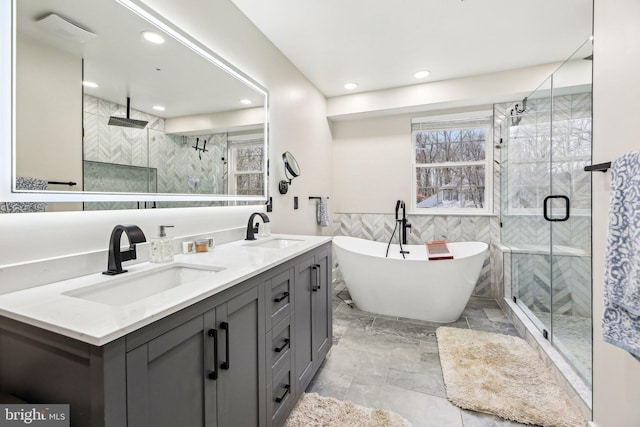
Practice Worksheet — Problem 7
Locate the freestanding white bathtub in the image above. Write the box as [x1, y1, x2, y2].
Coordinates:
[332, 236, 488, 323]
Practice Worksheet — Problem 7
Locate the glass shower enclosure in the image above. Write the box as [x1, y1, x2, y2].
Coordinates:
[498, 39, 593, 385]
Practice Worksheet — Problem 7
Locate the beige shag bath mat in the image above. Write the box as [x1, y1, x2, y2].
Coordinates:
[284, 392, 411, 427]
[436, 327, 587, 427]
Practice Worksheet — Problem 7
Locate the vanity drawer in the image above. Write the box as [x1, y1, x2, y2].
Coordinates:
[268, 315, 292, 371]
[266, 268, 294, 330]
[270, 368, 293, 424]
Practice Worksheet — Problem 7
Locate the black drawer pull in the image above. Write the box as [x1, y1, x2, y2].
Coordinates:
[273, 291, 289, 303]
[274, 338, 290, 353]
[312, 264, 321, 291]
[274, 384, 290, 403]
[220, 322, 230, 370]
[207, 328, 218, 380]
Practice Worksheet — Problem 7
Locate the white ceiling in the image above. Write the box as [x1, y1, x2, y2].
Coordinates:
[17, 0, 264, 119]
[230, 0, 593, 97]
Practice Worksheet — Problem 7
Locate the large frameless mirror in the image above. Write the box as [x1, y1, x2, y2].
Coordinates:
[1, 0, 268, 212]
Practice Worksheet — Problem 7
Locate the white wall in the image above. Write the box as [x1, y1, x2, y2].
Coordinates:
[141, 0, 333, 237]
[16, 36, 83, 211]
[0, 0, 333, 270]
[331, 114, 413, 213]
[330, 64, 578, 214]
[592, 0, 640, 425]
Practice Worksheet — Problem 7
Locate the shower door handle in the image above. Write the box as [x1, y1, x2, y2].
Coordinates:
[543, 195, 570, 222]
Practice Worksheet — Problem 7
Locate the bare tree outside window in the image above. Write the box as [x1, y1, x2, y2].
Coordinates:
[413, 118, 490, 210]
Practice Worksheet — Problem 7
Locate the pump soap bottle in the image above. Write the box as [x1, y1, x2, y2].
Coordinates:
[150, 225, 174, 263]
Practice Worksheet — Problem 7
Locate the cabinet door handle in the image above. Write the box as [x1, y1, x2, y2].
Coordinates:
[220, 321, 230, 370]
[312, 264, 321, 291]
[274, 384, 290, 403]
[207, 328, 218, 380]
[273, 291, 289, 303]
[274, 338, 290, 353]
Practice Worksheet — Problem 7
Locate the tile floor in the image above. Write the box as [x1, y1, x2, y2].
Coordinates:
[306, 281, 531, 427]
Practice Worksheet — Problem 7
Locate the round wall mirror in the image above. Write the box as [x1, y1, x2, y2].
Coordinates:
[279, 151, 301, 194]
[283, 152, 301, 178]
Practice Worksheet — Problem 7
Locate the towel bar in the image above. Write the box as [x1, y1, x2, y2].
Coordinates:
[309, 196, 329, 200]
[584, 162, 611, 172]
[48, 181, 77, 186]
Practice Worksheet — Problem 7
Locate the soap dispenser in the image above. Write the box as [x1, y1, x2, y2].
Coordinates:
[150, 225, 174, 263]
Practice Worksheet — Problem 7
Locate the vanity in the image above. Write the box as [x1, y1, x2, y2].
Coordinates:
[0, 235, 332, 427]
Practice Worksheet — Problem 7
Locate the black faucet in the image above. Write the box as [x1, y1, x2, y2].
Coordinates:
[245, 212, 270, 240]
[103, 224, 147, 275]
[395, 200, 411, 246]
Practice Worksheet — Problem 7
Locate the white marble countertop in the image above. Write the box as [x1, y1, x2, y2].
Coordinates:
[0, 234, 332, 346]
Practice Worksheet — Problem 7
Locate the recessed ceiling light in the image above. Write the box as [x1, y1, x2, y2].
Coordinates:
[240, 99, 252, 105]
[142, 31, 165, 44]
[152, 105, 165, 111]
[344, 82, 358, 90]
[413, 70, 431, 79]
[82, 80, 98, 88]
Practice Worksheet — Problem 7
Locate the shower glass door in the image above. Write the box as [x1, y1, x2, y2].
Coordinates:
[548, 43, 593, 383]
[502, 38, 593, 385]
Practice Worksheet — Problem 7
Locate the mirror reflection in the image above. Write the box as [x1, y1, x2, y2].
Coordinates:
[11, 0, 268, 212]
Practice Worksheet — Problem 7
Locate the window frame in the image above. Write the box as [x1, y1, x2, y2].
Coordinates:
[227, 134, 265, 197]
[411, 111, 493, 215]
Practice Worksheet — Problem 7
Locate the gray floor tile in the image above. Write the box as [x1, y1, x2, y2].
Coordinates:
[306, 368, 353, 401]
[466, 317, 521, 336]
[460, 409, 530, 427]
[466, 296, 502, 309]
[398, 316, 470, 330]
[461, 305, 490, 319]
[483, 308, 511, 323]
[370, 317, 438, 341]
[386, 367, 446, 398]
[322, 346, 389, 377]
[338, 327, 423, 362]
[346, 382, 463, 427]
[319, 281, 532, 427]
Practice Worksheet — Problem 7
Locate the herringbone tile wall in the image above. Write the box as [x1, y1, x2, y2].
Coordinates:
[83, 95, 228, 209]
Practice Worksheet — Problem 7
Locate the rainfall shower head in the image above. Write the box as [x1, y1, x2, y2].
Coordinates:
[108, 97, 148, 129]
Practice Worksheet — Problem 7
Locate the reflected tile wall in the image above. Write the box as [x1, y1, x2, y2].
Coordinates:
[83, 95, 228, 201]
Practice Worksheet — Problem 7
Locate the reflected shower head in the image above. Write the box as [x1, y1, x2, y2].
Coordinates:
[108, 97, 148, 129]
[108, 116, 148, 129]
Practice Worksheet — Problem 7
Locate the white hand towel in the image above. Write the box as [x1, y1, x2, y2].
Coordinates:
[316, 197, 330, 227]
[602, 150, 640, 361]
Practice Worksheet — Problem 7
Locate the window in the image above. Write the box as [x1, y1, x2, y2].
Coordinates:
[412, 113, 492, 213]
[228, 134, 265, 198]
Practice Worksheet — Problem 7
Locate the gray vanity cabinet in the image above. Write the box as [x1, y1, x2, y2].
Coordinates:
[293, 245, 332, 395]
[0, 242, 331, 427]
[126, 315, 215, 427]
[126, 283, 265, 427]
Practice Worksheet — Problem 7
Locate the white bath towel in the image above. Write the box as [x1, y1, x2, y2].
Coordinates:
[602, 150, 640, 361]
[316, 197, 331, 227]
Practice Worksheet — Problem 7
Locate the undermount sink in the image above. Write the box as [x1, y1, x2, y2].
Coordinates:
[64, 263, 225, 306]
[243, 238, 304, 249]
